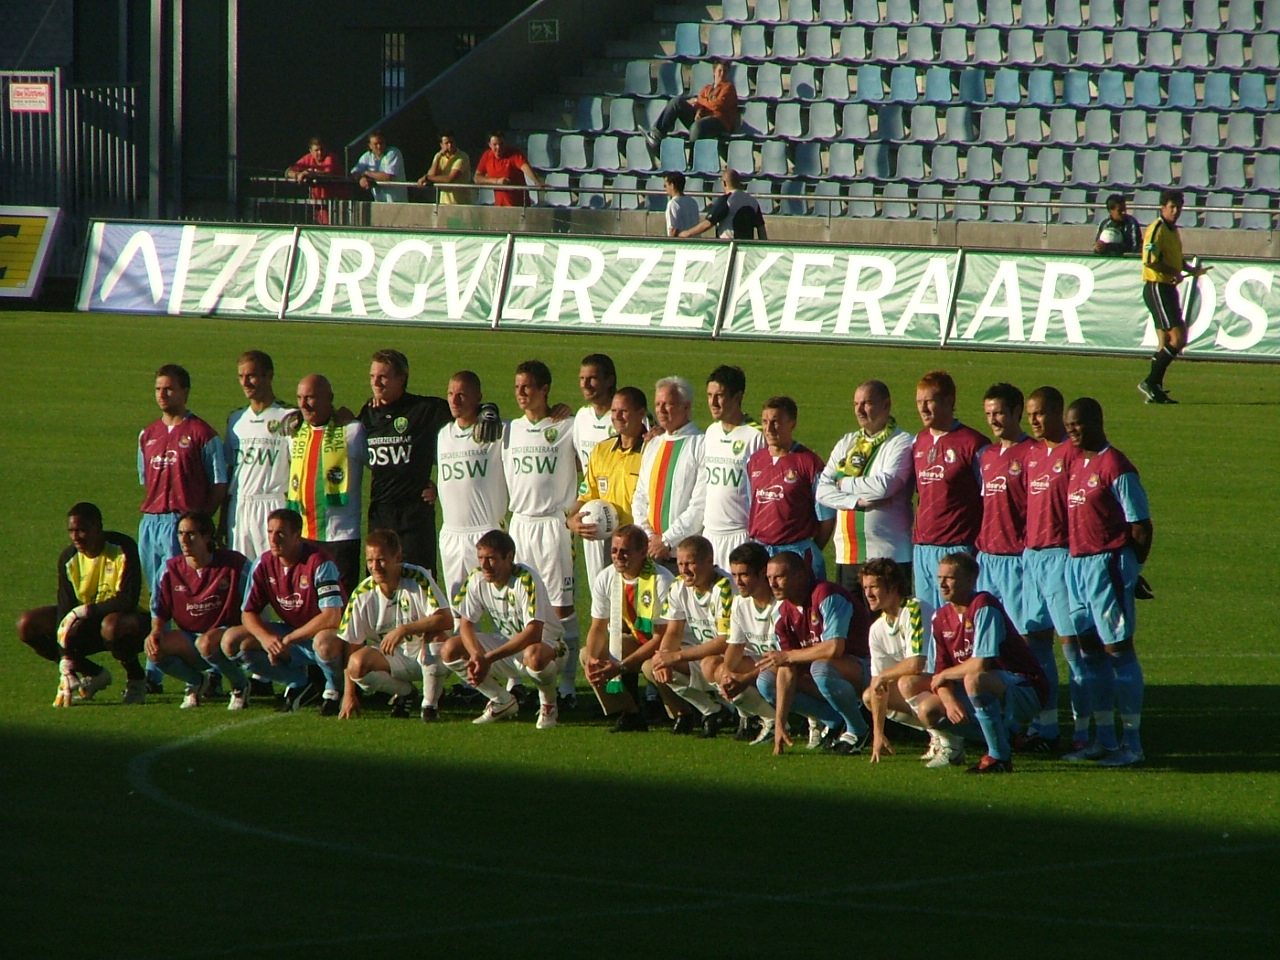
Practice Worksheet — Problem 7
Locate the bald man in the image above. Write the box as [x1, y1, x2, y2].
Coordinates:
[288, 374, 367, 590]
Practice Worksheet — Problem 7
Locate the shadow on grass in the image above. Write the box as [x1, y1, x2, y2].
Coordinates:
[2, 689, 1277, 960]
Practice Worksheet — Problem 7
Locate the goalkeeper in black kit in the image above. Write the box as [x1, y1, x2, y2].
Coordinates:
[359, 349, 503, 575]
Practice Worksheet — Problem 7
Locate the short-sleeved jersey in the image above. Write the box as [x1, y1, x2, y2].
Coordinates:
[868, 597, 932, 677]
[287, 421, 366, 542]
[475, 148, 532, 206]
[57, 531, 143, 620]
[912, 421, 988, 547]
[590, 564, 677, 640]
[455, 563, 565, 644]
[728, 594, 781, 658]
[243, 541, 346, 630]
[502, 416, 578, 517]
[747, 442, 831, 545]
[581, 436, 644, 525]
[700, 420, 765, 535]
[338, 563, 449, 659]
[359, 393, 452, 511]
[1142, 216, 1184, 284]
[633, 423, 706, 544]
[1066, 446, 1150, 557]
[819, 427, 915, 564]
[706, 189, 764, 239]
[929, 592, 1048, 705]
[138, 414, 226, 515]
[1024, 439, 1077, 550]
[350, 146, 407, 202]
[775, 579, 871, 659]
[661, 570, 734, 648]
[225, 402, 294, 502]
[976, 436, 1035, 556]
[665, 195, 701, 235]
[573, 405, 615, 475]
[151, 549, 249, 633]
[436, 419, 508, 533]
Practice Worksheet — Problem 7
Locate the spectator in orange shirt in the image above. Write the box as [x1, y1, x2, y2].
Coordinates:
[285, 137, 350, 224]
[473, 130, 544, 207]
[646, 58, 739, 153]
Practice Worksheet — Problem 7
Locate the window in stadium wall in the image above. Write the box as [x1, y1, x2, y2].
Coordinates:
[453, 31, 480, 62]
[382, 32, 406, 115]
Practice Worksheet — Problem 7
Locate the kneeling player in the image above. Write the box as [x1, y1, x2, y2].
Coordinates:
[705, 541, 778, 744]
[756, 551, 872, 756]
[644, 535, 734, 736]
[147, 512, 250, 708]
[18, 502, 149, 705]
[320, 529, 453, 720]
[440, 530, 568, 728]
[859, 558, 932, 763]
[900, 553, 1048, 773]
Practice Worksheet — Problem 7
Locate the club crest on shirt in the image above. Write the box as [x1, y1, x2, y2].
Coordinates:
[300, 574, 310, 589]
[732, 440, 745, 455]
[607, 425, 618, 438]
[1009, 460, 1022, 475]
[784, 468, 798, 484]
[1053, 459, 1064, 473]
[544, 427, 559, 443]
[399, 595, 411, 615]
[1088, 473, 1100, 488]
[944, 448, 957, 464]
[179, 435, 192, 448]
[394, 417, 408, 435]
[267, 419, 282, 434]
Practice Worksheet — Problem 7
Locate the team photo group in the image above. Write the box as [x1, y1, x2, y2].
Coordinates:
[18, 345, 1153, 773]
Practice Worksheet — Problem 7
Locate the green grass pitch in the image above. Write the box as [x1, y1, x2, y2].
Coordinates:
[1, 308, 1276, 959]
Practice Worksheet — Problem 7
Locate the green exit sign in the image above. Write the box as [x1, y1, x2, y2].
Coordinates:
[528, 19, 559, 43]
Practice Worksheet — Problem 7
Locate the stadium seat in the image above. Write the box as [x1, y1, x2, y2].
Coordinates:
[1179, 193, 1200, 227]
[828, 141, 859, 178]
[1112, 31, 1142, 69]
[1026, 71, 1056, 108]
[740, 26, 769, 62]
[958, 69, 987, 105]
[644, 99, 666, 129]
[1121, 0, 1153, 29]
[954, 184, 983, 220]
[905, 27, 938, 65]
[813, 180, 845, 217]
[1226, 0, 1258, 30]
[1144, 33, 1176, 72]
[1057, 188, 1088, 224]
[625, 136, 653, 172]
[1252, 154, 1280, 191]
[1070, 148, 1103, 185]
[760, 141, 790, 176]
[726, 140, 756, 175]
[1022, 186, 1051, 223]
[1224, 112, 1257, 150]
[953, 0, 982, 26]
[882, 182, 913, 219]
[780, 179, 809, 217]
[608, 98, 638, 133]
[988, 185, 1018, 222]
[1241, 193, 1274, 230]
[889, 66, 919, 103]
[1098, 72, 1127, 109]
[790, 64, 819, 100]
[1215, 35, 1246, 72]
[690, 139, 721, 175]
[855, 65, 886, 102]
[988, 0, 1016, 25]
[1215, 153, 1247, 191]
[808, 101, 839, 138]
[1117, 110, 1150, 146]
[871, 27, 901, 64]
[1259, 1, 1280, 31]
[1083, 0, 1113, 27]
[1108, 149, 1139, 186]
[1188, 113, 1221, 149]
[672, 23, 702, 59]
[720, 0, 751, 23]
[1143, 149, 1174, 186]
[824, 0, 854, 23]
[1020, 0, 1050, 25]
[706, 24, 734, 60]
[1035, 147, 1067, 185]
[740, 101, 770, 136]
[773, 25, 802, 61]
[592, 135, 623, 171]
[993, 70, 1021, 106]
[917, 182, 945, 220]
[1166, 74, 1197, 110]
[877, 104, 907, 140]
[1191, 0, 1222, 30]
[659, 137, 687, 172]
[749, 180, 776, 215]
[577, 173, 606, 209]
[842, 103, 872, 139]
[544, 172, 572, 206]
[1156, 0, 1187, 29]
[806, 26, 835, 62]
[527, 133, 555, 170]
[1262, 113, 1280, 149]
[774, 102, 803, 139]
[1132, 72, 1162, 109]
[880, 0, 910, 23]
[1014, 107, 1045, 144]
[1047, 108, 1079, 145]
[794, 141, 824, 177]
[847, 182, 877, 218]
[1204, 193, 1235, 229]
[624, 61, 652, 97]
[643, 175, 666, 212]
[562, 96, 603, 133]
[1007, 29, 1037, 66]
[1064, 72, 1092, 108]
[1082, 110, 1114, 146]
[931, 143, 962, 181]
[1041, 30, 1071, 67]
[974, 29, 1004, 66]
[1179, 34, 1211, 73]
[1076, 31, 1107, 69]
[967, 145, 997, 183]
[557, 135, 590, 172]
[821, 65, 852, 102]
[755, 64, 784, 100]
[837, 26, 868, 61]
[939, 28, 970, 67]
[862, 141, 891, 179]
[1238, 74, 1271, 111]
[941, 107, 975, 143]
[919, 0, 948, 26]
[979, 106, 1010, 143]
[1000, 146, 1032, 184]
[924, 67, 955, 105]
[911, 104, 941, 141]
[1203, 74, 1233, 111]
[656, 61, 683, 97]
[690, 62, 714, 95]
[896, 143, 927, 181]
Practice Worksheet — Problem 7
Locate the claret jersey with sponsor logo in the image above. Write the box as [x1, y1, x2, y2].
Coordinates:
[929, 592, 1048, 705]
[911, 422, 988, 547]
[151, 549, 250, 633]
[746, 442, 830, 545]
[138, 413, 226, 515]
[242, 541, 346, 630]
[1024, 439, 1078, 550]
[1066, 446, 1150, 557]
[977, 436, 1035, 556]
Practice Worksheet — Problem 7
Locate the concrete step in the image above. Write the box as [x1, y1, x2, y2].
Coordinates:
[606, 39, 670, 58]
[653, 4, 718, 22]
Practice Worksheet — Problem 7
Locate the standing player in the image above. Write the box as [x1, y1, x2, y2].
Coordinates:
[288, 374, 366, 591]
[502, 360, 581, 701]
[223, 350, 293, 560]
[325, 530, 454, 721]
[358, 349, 453, 574]
[756, 551, 871, 756]
[746, 396, 834, 581]
[1138, 189, 1209, 405]
[974, 383, 1051, 743]
[138, 363, 228, 690]
[440, 530, 568, 728]
[1023, 387, 1089, 751]
[1062, 398, 1153, 767]
[147, 512, 250, 708]
[910, 370, 988, 610]
[901, 553, 1048, 773]
[698, 365, 764, 569]
[572, 354, 620, 617]
[435, 371, 508, 606]
[816, 380, 914, 596]
[18, 503, 148, 705]
[219, 508, 347, 713]
[859, 558, 932, 763]
[633, 377, 706, 564]
[568, 386, 648, 611]
[704, 540, 779, 744]
[580, 525, 676, 731]
[644, 535, 735, 736]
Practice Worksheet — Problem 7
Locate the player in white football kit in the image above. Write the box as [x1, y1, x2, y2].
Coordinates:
[859, 558, 934, 763]
[223, 350, 295, 566]
[325, 530, 454, 720]
[502, 360, 581, 702]
[439, 530, 568, 729]
[703, 540, 778, 744]
[436, 371, 508, 607]
[644, 535, 735, 736]
[572, 354, 618, 602]
[698, 365, 764, 569]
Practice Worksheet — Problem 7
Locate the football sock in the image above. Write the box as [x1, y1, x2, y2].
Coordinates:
[1109, 646, 1145, 753]
[666, 670, 719, 715]
[731, 685, 776, 720]
[145, 660, 166, 687]
[420, 658, 448, 708]
[240, 648, 306, 689]
[620, 671, 641, 708]
[972, 690, 1010, 761]
[1081, 647, 1119, 751]
[1060, 640, 1091, 740]
[317, 655, 344, 696]
[200, 645, 247, 690]
[354, 669, 414, 698]
[1147, 346, 1177, 387]
[444, 658, 509, 704]
[523, 660, 561, 706]
[1026, 634, 1060, 739]
[810, 660, 869, 738]
[155, 655, 204, 688]
[557, 616, 580, 696]
[791, 690, 844, 728]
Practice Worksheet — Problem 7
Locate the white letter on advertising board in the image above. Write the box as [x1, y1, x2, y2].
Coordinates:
[835, 255, 895, 336]
[197, 232, 258, 312]
[1218, 267, 1271, 351]
[502, 242, 544, 321]
[547, 243, 606, 324]
[663, 248, 718, 328]
[780, 253, 834, 333]
[893, 257, 952, 338]
[603, 247, 663, 326]
[962, 260, 1023, 340]
[1030, 262, 1092, 343]
[318, 238, 376, 315]
[729, 250, 785, 332]
[377, 239, 434, 320]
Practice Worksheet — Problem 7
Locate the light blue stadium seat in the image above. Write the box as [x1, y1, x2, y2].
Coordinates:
[794, 141, 824, 177]
[1035, 147, 1067, 184]
[855, 64, 886, 102]
[911, 104, 941, 141]
[988, 0, 1016, 24]
[1264, 113, 1280, 149]
[592, 136, 622, 171]
[814, 180, 845, 217]
[1026, 71, 1056, 108]
[883, 182, 913, 219]
[1082, 110, 1114, 146]
[791, 0, 818, 22]
[1144, 33, 1175, 71]
[847, 182, 876, 218]
[862, 141, 891, 179]
[1001, 146, 1032, 183]
[527, 133, 555, 169]
[942, 106, 975, 143]
[1238, 74, 1271, 111]
[1118, 110, 1149, 146]
[656, 61, 683, 97]
[979, 106, 1009, 142]
[993, 70, 1021, 106]
[842, 103, 872, 139]
[624, 61, 652, 97]
[1132, 72, 1161, 109]
[889, 66, 919, 103]
[871, 26, 901, 64]
[1020, 0, 1050, 24]
[931, 144, 962, 181]
[625, 136, 654, 172]
[919, 0, 948, 26]
[967, 145, 997, 182]
[673, 23, 702, 59]
[691, 139, 721, 175]
[1014, 107, 1044, 144]
[806, 26, 835, 61]
[1112, 31, 1142, 69]
[756, 0, 784, 21]
[821, 65, 852, 101]
[1122, 0, 1153, 29]
[740, 101, 770, 135]
[1179, 34, 1210, 72]
[1082, 0, 1111, 27]
[837, 26, 867, 61]
[790, 64, 819, 100]
[726, 140, 756, 175]
[954, 184, 984, 220]
[958, 69, 987, 105]
[1153, 111, 1184, 147]
[720, 0, 750, 22]
[773, 25, 802, 61]
[1203, 74, 1233, 111]
[877, 103, 907, 140]
[1070, 148, 1103, 185]
[562, 96, 603, 132]
[1188, 113, 1221, 149]
[774, 102, 803, 138]
[780, 179, 809, 217]
[896, 143, 927, 180]
[988, 186, 1018, 222]
[749, 180, 776, 215]
[916, 182, 945, 220]
[544, 173, 571, 206]
[974, 29, 1004, 66]
[659, 137, 687, 172]
[828, 141, 859, 178]
[1241, 193, 1274, 230]
[1076, 31, 1107, 68]
[1214, 153, 1247, 192]
[706, 24, 734, 60]
[1143, 149, 1174, 186]
[1252, 154, 1280, 191]
[823, 0, 852, 22]
[1022, 186, 1051, 223]
[808, 101, 839, 138]
[1041, 29, 1071, 67]
[1098, 72, 1127, 109]
[1178, 151, 1212, 190]
[740, 25, 769, 61]
[691, 62, 714, 95]
[924, 67, 955, 105]
[611, 174, 639, 210]
[1178, 193, 1200, 227]
[1007, 30, 1037, 67]
[1215, 35, 1245, 72]
[1224, 113, 1256, 150]
[1108, 149, 1138, 186]
[940, 28, 970, 66]
[1057, 187, 1088, 224]
[1048, 108, 1079, 144]
[760, 141, 789, 176]
[608, 98, 638, 133]
[643, 176, 666, 212]
[886, 0, 916, 24]
[558, 134, 589, 171]
[1226, 0, 1257, 30]
[577, 173, 606, 210]
[1063, 71, 1092, 107]
[755, 64, 784, 100]
[953, 0, 982, 26]
[906, 26, 937, 65]
[1204, 193, 1236, 229]
[1156, 0, 1186, 28]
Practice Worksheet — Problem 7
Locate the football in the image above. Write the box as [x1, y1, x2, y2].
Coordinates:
[1098, 224, 1123, 246]
[578, 499, 619, 541]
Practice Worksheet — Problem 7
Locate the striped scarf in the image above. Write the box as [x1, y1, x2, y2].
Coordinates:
[609, 558, 659, 661]
[287, 422, 349, 538]
[839, 417, 897, 479]
[646, 436, 688, 533]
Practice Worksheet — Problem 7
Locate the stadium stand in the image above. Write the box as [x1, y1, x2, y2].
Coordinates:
[490, 0, 1280, 226]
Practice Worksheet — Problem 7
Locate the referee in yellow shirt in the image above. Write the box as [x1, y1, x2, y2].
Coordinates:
[1139, 189, 1209, 405]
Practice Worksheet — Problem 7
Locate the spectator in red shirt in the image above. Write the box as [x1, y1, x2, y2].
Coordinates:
[285, 137, 350, 224]
[473, 130, 544, 207]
